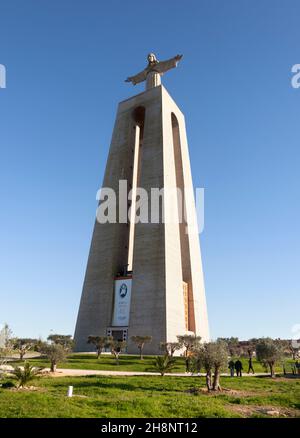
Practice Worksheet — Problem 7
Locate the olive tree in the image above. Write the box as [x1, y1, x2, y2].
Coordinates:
[160, 342, 181, 357]
[13, 338, 37, 360]
[87, 336, 109, 358]
[217, 337, 240, 357]
[289, 341, 300, 360]
[109, 339, 126, 365]
[131, 336, 152, 360]
[177, 334, 201, 372]
[42, 343, 67, 372]
[245, 338, 259, 359]
[47, 334, 74, 351]
[192, 341, 228, 391]
[279, 339, 300, 360]
[256, 338, 283, 377]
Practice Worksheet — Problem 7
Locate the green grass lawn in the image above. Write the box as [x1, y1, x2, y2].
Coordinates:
[11, 353, 293, 374]
[0, 374, 299, 418]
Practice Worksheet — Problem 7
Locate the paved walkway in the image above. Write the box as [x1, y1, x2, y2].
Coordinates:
[1, 364, 271, 378]
[52, 369, 271, 378]
[25, 367, 272, 378]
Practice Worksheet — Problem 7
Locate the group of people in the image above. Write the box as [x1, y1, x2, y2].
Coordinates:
[228, 357, 255, 377]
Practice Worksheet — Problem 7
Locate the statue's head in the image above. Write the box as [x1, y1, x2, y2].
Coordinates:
[147, 53, 157, 64]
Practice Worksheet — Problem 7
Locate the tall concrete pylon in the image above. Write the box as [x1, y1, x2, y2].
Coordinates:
[74, 57, 209, 354]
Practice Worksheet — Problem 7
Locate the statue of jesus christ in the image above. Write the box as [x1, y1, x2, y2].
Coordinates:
[125, 53, 183, 90]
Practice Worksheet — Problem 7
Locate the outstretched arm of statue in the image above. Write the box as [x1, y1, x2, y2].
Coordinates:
[155, 54, 183, 75]
[125, 68, 148, 85]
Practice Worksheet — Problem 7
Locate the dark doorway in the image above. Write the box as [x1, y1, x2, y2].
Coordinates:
[112, 330, 124, 342]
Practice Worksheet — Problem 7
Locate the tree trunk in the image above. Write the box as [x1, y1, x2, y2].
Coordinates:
[20, 352, 24, 360]
[206, 371, 212, 391]
[270, 362, 274, 378]
[139, 346, 143, 360]
[185, 357, 190, 372]
[97, 349, 101, 359]
[212, 367, 221, 391]
[50, 361, 57, 372]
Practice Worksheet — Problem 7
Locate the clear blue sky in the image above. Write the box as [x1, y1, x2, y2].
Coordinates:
[0, 0, 299, 341]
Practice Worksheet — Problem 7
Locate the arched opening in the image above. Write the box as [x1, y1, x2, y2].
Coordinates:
[132, 106, 145, 127]
[171, 112, 195, 332]
[127, 106, 146, 272]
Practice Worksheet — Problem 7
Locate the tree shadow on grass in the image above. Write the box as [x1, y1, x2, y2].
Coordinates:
[49, 379, 138, 392]
[45, 375, 189, 394]
[280, 374, 300, 379]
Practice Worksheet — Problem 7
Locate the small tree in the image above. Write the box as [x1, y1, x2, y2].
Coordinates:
[47, 334, 74, 351]
[109, 339, 126, 365]
[246, 338, 259, 359]
[280, 339, 300, 360]
[217, 337, 240, 357]
[198, 346, 213, 391]
[151, 355, 177, 376]
[13, 338, 37, 360]
[131, 336, 152, 360]
[33, 337, 46, 353]
[10, 361, 43, 389]
[160, 342, 181, 357]
[256, 338, 283, 377]
[87, 336, 108, 358]
[193, 341, 228, 391]
[42, 343, 67, 372]
[177, 334, 201, 372]
[289, 341, 300, 360]
[0, 324, 14, 379]
[190, 354, 203, 374]
[0, 324, 13, 349]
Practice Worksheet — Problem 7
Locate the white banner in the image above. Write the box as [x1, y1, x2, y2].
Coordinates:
[112, 278, 132, 326]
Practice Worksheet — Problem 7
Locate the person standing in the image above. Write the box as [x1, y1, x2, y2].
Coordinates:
[228, 359, 235, 377]
[235, 359, 243, 377]
[247, 357, 255, 374]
